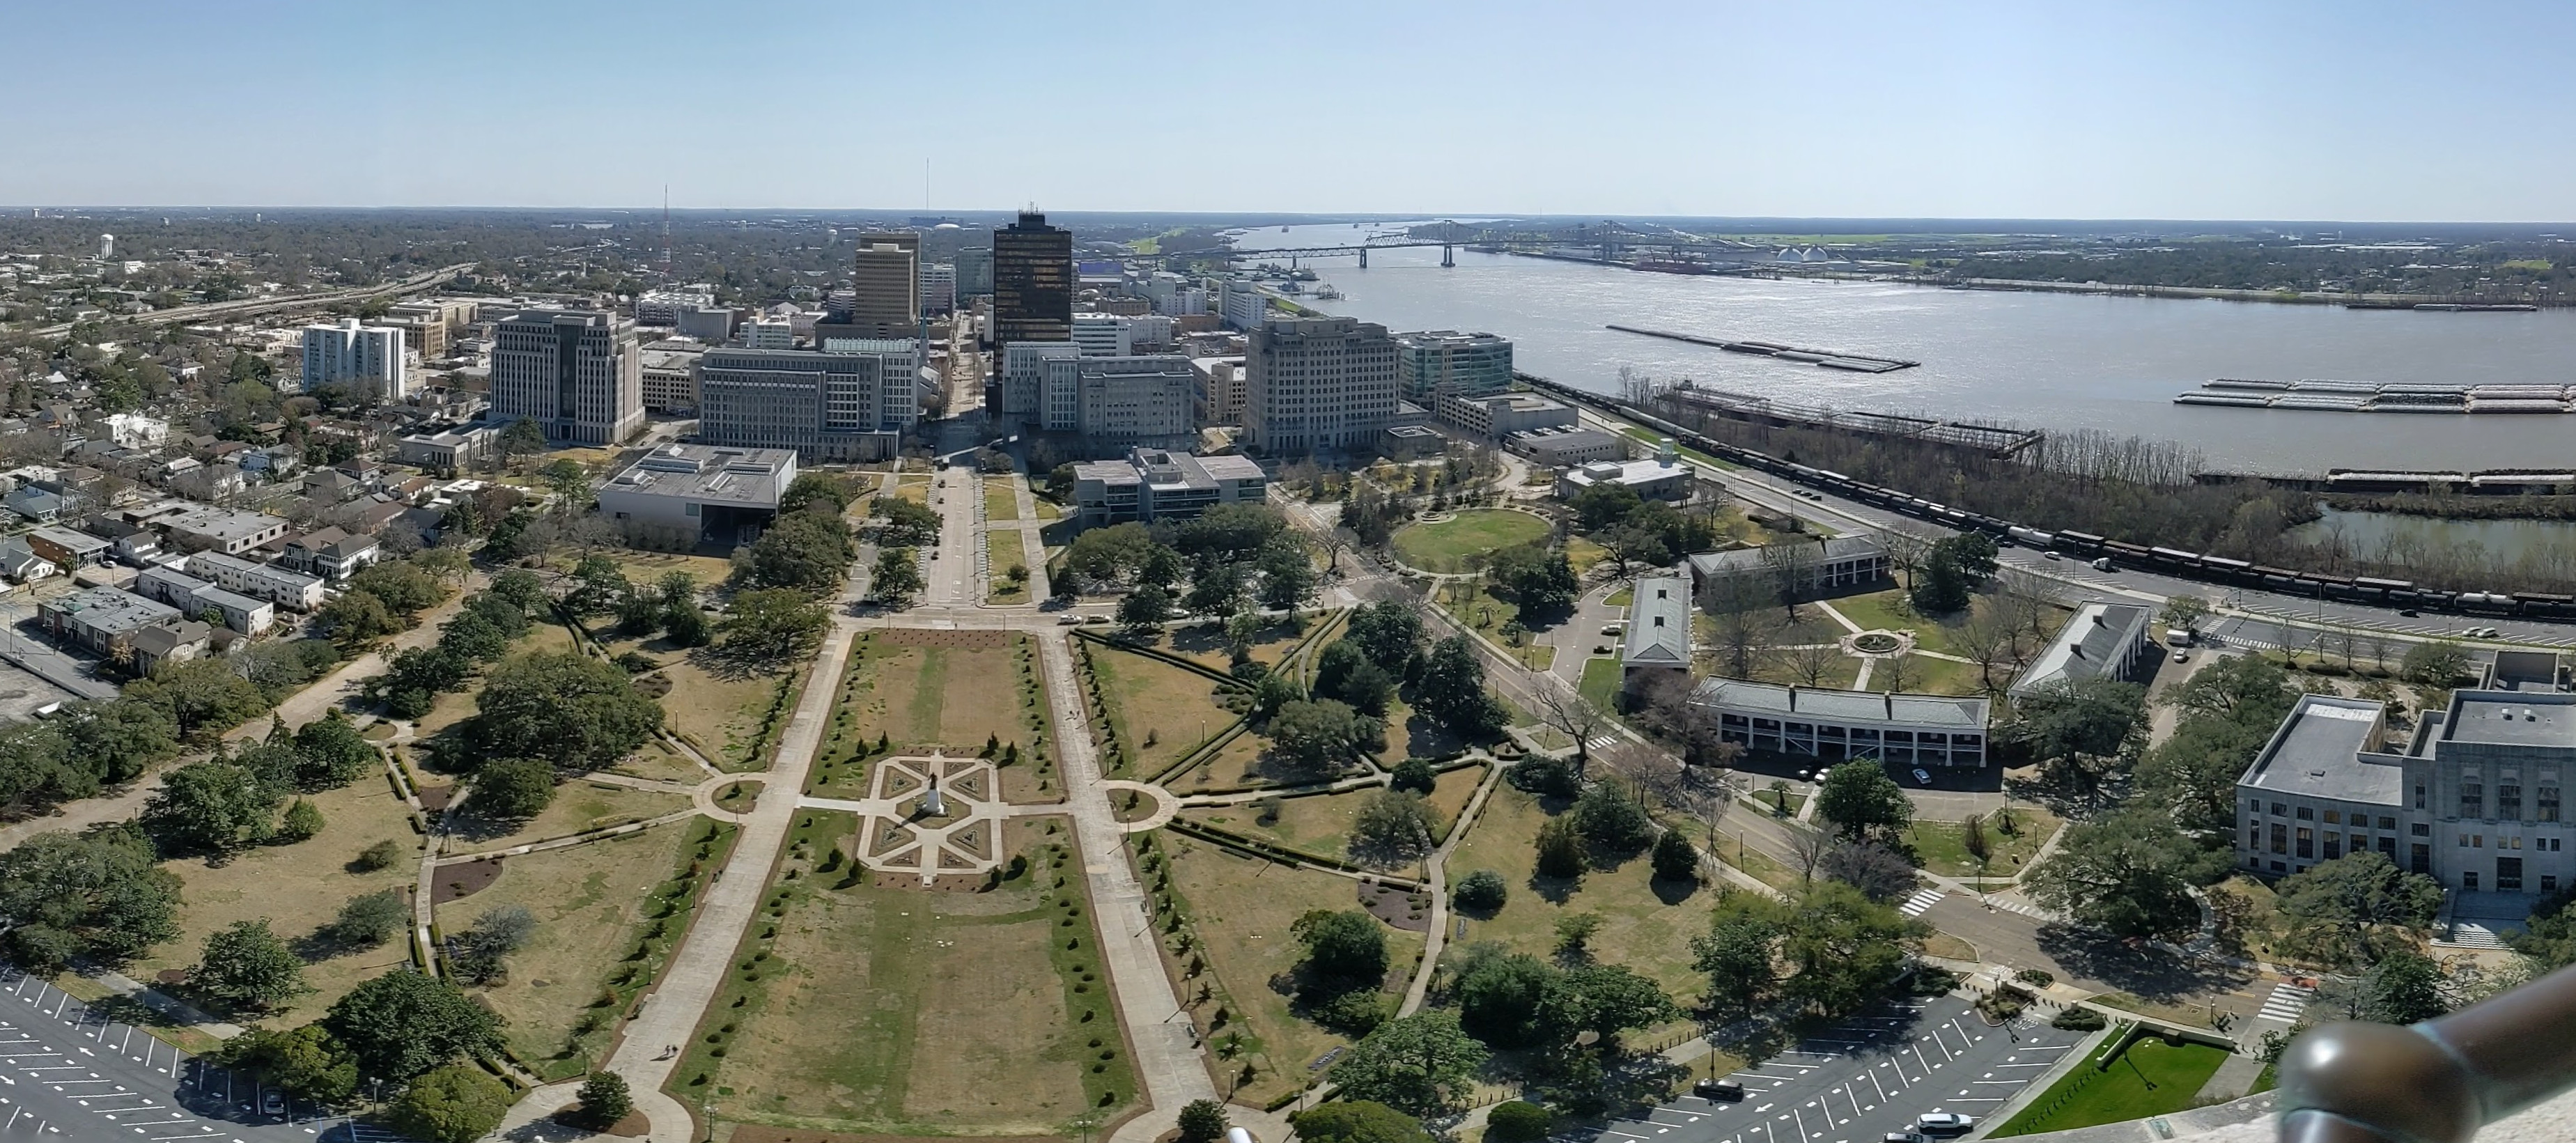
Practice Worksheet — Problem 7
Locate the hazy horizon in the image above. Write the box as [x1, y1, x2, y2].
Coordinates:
[13, 0, 2576, 221]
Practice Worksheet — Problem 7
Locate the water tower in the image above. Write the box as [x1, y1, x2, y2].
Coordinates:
[98, 233, 114, 259]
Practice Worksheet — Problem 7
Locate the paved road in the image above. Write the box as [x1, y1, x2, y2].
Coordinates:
[0, 968, 370, 1143]
[1585, 996, 2081, 1143]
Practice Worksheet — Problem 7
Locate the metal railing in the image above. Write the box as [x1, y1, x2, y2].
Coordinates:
[2277, 961, 2576, 1141]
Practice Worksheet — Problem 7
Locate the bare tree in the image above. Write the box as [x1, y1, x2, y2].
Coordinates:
[1532, 676, 1612, 768]
[1783, 641, 1843, 687]
[1761, 538, 1818, 621]
[1993, 566, 2065, 644]
[1878, 526, 1934, 593]
[1704, 571, 1782, 681]
[1877, 650, 1914, 694]
[1784, 822, 1833, 885]
[1959, 612, 2021, 694]
[1634, 670, 1728, 763]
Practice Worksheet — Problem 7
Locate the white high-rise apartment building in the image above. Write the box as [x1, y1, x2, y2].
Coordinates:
[1220, 281, 1267, 330]
[300, 318, 408, 400]
[1246, 316, 1397, 454]
[490, 309, 643, 446]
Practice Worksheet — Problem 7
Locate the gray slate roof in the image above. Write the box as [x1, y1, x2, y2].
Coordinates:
[1692, 677, 1989, 729]
[1622, 575, 1691, 667]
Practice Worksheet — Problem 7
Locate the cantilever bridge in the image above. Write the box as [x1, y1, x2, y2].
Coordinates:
[1169, 221, 1775, 268]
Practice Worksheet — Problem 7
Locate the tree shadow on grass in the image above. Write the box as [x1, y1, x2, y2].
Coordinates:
[685, 642, 798, 684]
[1527, 871, 1583, 905]
[1647, 873, 1700, 906]
[2031, 922, 2255, 1002]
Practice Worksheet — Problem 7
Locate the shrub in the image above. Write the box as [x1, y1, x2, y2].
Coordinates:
[1486, 1101, 1553, 1143]
[1312, 988, 1387, 1035]
[352, 838, 404, 871]
[2051, 1006, 2108, 1031]
[1452, 869, 1508, 914]
[2015, 967, 2056, 988]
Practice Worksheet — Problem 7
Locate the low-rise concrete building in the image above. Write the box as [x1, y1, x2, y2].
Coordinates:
[185, 551, 326, 612]
[1071, 449, 1269, 527]
[279, 527, 380, 582]
[1620, 575, 1692, 695]
[1693, 678, 1992, 768]
[2008, 600, 2155, 698]
[155, 506, 290, 555]
[1508, 426, 1625, 467]
[25, 526, 109, 568]
[134, 566, 274, 635]
[1555, 449, 1695, 501]
[394, 423, 496, 475]
[1439, 391, 1577, 440]
[1686, 537, 1890, 607]
[37, 586, 181, 658]
[596, 444, 798, 547]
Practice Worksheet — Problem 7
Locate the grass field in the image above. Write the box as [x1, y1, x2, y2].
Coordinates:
[1991, 1036, 2230, 1137]
[1154, 833, 1427, 1107]
[1167, 619, 1309, 673]
[1085, 644, 1241, 776]
[1826, 589, 2072, 665]
[433, 821, 697, 1077]
[1435, 581, 1555, 671]
[447, 780, 690, 849]
[1181, 766, 1477, 864]
[1904, 805, 2060, 879]
[612, 552, 738, 594]
[1869, 654, 1985, 697]
[856, 632, 1053, 755]
[1391, 509, 1549, 573]
[681, 814, 1128, 1133]
[986, 478, 1021, 522]
[600, 635, 797, 771]
[1445, 786, 1708, 1000]
[131, 775, 421, 1021]
[1579, 655, 1622, 712]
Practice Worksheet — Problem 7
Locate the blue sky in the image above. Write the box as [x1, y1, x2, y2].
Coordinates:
[5, 0, 2568, 220]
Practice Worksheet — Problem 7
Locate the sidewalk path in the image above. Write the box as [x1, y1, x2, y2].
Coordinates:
[1040, 632, 1220, 1143]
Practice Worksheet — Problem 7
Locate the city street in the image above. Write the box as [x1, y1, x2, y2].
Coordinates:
[1585, 995, 2082, 1143]
[0, 967, 357, 1143]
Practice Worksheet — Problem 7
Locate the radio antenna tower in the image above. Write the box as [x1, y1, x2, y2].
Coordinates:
[662, 185, 672, 283]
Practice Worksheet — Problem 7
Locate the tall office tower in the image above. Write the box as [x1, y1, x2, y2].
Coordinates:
[300, 318, 409, 400]
[1395, 330, 1514, 401]
[920, 263, 956, 316]
[1245, 316, 1397, 455]
[992, 211, 1073, 350]
[490, 309, 644, 446]
[848, 233, 921, 337]
[695, 342, 927, 462]
[954, 245, 993, 297]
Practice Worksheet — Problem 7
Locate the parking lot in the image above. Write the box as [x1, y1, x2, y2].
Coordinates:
[1584, 995, 2081, 1143]
[0, 967, 380, 1143]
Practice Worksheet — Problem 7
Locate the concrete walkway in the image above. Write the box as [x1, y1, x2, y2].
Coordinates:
[1041, 632, 1222, 1143]
[1400, 761, 1510, 1016]
[596, 576, 867, 1143]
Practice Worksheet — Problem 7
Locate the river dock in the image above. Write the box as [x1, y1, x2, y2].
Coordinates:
[2174, 378, 2575, 414]
[1605, 324, 1920, 372]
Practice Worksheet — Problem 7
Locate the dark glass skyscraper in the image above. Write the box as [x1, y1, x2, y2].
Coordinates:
[992, 210, 1073, 350]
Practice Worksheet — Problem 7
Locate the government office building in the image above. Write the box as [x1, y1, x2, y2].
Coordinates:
[2237, 674, 2576, 895]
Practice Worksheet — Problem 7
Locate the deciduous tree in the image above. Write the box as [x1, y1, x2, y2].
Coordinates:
[194, 919, 309, 1010]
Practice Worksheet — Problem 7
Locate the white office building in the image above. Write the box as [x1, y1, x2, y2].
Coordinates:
[696, 343, 930, 462]
[490, 309, 644, 446]
[1073, 312, 1135, 357]
[185, 551, 325, 612]
[1220, 281, 1268, 330]
[300, 318, 409, 400]
[740, 317, 795, 349]
[920, 263, 956, 316]
[1395, 330, 1513, 401]
[1244, 316, 1398, 454]
[635, 289, 717, 325]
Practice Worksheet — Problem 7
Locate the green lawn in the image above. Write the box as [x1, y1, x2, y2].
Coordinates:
[1392, 509, 1550, 573]
[1579, 655, 1623, 712]
[1869, 654, 1986, 697]
[1605, 586, 1634, 607]
[1991, 1036, 2231, 1137]
[1436, 581, 1555, 671]
[1903, 805, 2058, 879]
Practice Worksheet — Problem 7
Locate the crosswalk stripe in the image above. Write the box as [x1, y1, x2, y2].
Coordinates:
[1898, 888, 1943, 917]
[2258, 981, 2314, 1023]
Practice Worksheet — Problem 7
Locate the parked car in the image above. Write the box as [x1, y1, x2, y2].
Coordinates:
[261, 1091, 286, 1117]
[1911, 768, 1932, 786]
[2042, 551, 2062, 561]
[1916, 1112, 1975, 1134]
[1692, 1079, 1744, 1101]
[1883, 1133, 1932, 1143]
[2173, 648, 2189, 662]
